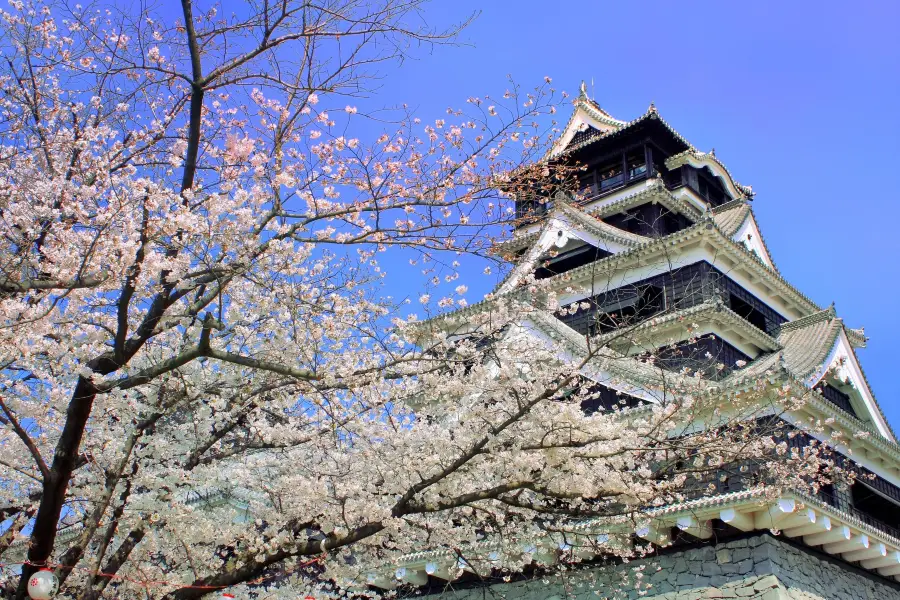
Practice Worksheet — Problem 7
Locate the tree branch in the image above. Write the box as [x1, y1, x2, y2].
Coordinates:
[0, 395, 49, 480]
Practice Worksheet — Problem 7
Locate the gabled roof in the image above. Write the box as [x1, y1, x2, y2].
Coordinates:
[722, 306, 892, 442]
[547, 83, 628, 159]
[712, 200, 777, 271]
[778, 306, 852, 378]
[779, 307, 891, 441]
[555, 201, 649, 247]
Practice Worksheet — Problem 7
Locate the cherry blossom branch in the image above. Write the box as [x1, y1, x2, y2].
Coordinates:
[79, 526, 146, 600]
[0, 273, 109, 293]
[0, 395, 49, 480]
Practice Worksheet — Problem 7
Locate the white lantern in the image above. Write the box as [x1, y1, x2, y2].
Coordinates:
[27, 569, 58, 600]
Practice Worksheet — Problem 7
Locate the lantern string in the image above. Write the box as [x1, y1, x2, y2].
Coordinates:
[2, 555, 325, 591]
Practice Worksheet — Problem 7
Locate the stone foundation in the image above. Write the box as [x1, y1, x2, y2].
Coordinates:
[426, 535, 900, 600]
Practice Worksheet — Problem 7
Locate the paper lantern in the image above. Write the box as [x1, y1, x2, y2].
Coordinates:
[220, 594, 235, 600]
[27, 569, 58, 600]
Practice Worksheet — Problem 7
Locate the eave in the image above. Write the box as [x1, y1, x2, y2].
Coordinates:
[560, 106, 694, 158]
[595, 301, 781, 356]
[374, 491, 900, 589]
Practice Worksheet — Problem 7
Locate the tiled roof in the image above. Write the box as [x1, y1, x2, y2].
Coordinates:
[496, 191, 655, 256]
[540, 217, 820, 316]
[711, 200, 779, 274]
[722, 306, 858, 387]
[556, 201, 649, 247]
[777, 306, 844, 380]
[562, 106, 694, 156]
[719, 305, 894, 442]
[711, 200, 751, 236]
[492, 201, 650, 294]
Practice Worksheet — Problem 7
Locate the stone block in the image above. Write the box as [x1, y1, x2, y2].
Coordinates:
[731, 548, 751, 562]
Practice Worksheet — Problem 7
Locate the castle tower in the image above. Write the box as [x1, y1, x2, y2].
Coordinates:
[375, 93, 900, 599]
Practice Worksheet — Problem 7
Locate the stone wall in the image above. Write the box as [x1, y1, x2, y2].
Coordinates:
[423, 535, 900, 600]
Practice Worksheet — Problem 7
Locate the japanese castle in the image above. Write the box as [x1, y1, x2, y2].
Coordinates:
[377, 85, 900, 599]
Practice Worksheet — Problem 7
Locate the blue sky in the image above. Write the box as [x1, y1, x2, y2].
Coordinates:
[361, 1, 900, 425]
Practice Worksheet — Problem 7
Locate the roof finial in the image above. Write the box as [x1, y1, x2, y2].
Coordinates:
[709, 147, 716, 157]
[579, 80, 588, 100]
[648, 100, 657, 113]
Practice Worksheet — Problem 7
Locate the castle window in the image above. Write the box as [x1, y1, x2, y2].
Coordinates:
[627, 149, 647, 180]
[598, 159, 625, 191]
[578, 171, 596, 198]
[728, 293, 768, 333]
[696, 171, 728, 206]
[637, 284, 666, 318]
[578, 382, 643, 415]
[534, 244, 611, 280]
[851, 482, 900, 533]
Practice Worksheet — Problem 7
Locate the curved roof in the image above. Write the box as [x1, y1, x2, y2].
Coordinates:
[711, 200, 751, 235]
[546, 84, 628, 159]
[665, 149, 754, 200]
[560, 104, 694, 157]
[495, 201, 650, 295]
[777, 306, 848, 379]
[724, 306, 891, 442]
[538, 216, 822, 317]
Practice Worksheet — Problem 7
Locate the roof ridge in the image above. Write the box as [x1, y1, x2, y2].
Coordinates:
[562, 107, 696, 156]
[711, 198, 748, 214]
[574, 85, 626, 126]
[779, 304, 837, 332]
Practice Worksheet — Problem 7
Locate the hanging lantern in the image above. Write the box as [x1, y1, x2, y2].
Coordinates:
[220, 594, 235, 600]
[27, 569, 58, 600]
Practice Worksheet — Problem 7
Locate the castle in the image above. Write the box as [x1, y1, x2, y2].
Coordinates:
[371, 85, 900, 600]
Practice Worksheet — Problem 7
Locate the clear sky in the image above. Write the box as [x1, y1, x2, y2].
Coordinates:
[363, 1, 900, 425]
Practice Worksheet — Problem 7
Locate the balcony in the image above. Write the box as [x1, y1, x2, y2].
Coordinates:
[514, 164, 729, 228]
[556, 261, 787, 340]
[663, 164, 731, 207]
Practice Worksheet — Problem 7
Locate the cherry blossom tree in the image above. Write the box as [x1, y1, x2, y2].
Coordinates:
[0, 1, 831, 598]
